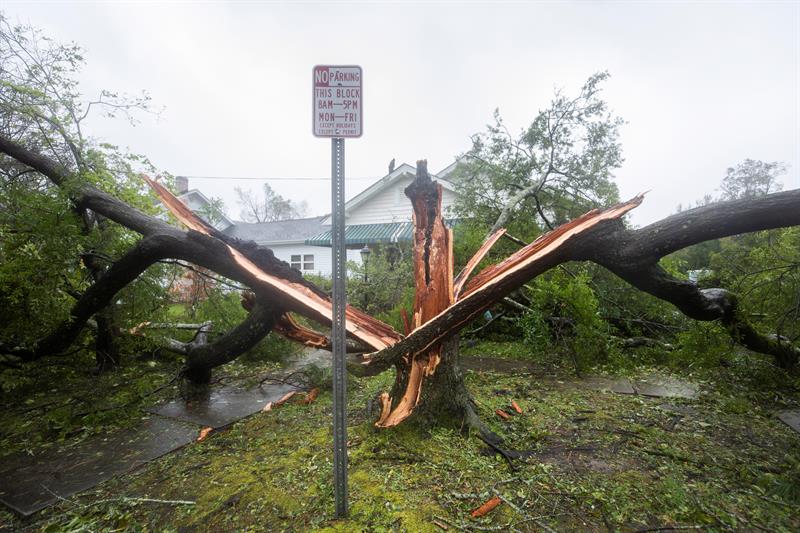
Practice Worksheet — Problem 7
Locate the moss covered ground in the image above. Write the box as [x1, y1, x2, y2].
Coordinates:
[1, 341, 799, 532]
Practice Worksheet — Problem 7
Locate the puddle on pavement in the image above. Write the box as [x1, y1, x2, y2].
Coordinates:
[580, 376, 636, 395]
[633, 376, 699, 399]
[148, 383, 297, 429]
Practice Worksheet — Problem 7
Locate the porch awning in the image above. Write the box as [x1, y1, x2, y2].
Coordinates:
[304, 220, 460, 247]
[305, 222, 412, 247]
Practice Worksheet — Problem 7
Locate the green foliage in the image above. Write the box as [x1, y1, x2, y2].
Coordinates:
[519, 266, 610, 369]
[347, 245, 414, 325]
[13, 355, 800, 532]
[191, 287, 298, 363]
[673, 321, 732, 368]
[720, 159, 785, 201]
[0, 16, 186, 362]
[711, 228, 800, 344]
[0, 184, 87, 343]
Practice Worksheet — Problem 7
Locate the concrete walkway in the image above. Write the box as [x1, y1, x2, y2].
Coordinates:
[0, 349, 330, 517]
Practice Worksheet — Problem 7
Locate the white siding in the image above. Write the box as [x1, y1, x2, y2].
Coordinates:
[345, 177, 459, 225]
[269, 243, 362, 277]
[441, 188, 459, 219]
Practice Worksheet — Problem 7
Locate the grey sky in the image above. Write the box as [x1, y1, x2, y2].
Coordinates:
[5, 1, 799, 227]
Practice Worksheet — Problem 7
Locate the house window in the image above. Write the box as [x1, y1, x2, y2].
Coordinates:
[291, 254, 315, 272]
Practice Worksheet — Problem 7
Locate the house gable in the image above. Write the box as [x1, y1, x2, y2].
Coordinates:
[320, 161, 460, 226]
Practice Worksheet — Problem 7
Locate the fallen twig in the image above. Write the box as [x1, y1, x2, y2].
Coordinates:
[632, 526, 707, 532]
[274, 390, 298, 407]
[91, 496, 196, 506]
[262, 390, 300, 412]
[477, 433, 518, 472]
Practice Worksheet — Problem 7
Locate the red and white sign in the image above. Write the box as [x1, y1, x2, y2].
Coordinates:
[313, 65, 362, 138]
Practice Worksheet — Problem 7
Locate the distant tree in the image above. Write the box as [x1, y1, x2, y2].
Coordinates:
[235, 183, 307, 223]
[674, 159, 789, 270]
[719, 159, 785, 201]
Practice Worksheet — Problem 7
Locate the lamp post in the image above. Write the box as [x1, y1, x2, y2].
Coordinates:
[360, 245, 371, 309]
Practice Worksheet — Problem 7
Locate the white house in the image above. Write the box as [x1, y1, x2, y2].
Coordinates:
[301, 162, 460, 271]
[185, 161, 462, 277]
[222, 215, 344, 276]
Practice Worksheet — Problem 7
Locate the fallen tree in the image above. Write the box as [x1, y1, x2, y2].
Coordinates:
[2, 133, 799, 433]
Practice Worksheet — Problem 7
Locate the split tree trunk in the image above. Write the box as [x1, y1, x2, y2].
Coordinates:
[374, 162, 508, 436]
[375, 161, 468, 427]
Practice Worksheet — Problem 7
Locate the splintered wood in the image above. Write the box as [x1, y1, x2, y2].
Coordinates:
[375, 161, 453, 427]
[453, 228, 506, 300]
[471, 495, 503, 518]
[372, 168, 642, 426]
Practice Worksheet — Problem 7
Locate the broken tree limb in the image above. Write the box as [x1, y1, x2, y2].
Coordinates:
[273, 313, 370, 353]
[242, 291, 370, 353]
[618, 336, 675, 350]
[577, 190, 800, 367]
[356, 195, 644, 377]
[453, 228, 506, 300]
[1, 234, 175, 362]
[146, 176, 402, 352]
[182, 296, 281, 383]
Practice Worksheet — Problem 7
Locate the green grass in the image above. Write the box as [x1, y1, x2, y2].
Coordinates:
[2, 341, 799, 532]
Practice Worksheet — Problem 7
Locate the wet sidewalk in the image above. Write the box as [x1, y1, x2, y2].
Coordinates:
[0, 349, 330, 516]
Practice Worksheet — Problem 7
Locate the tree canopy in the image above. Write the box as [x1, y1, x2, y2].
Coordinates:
[452, 72, 623, 241]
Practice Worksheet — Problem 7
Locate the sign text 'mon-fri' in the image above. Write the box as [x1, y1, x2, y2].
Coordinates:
[313, 65, 362, 138]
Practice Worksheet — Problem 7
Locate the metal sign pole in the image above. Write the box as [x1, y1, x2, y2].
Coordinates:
[313, 65, 360, 518]
[330, 136, 348, 518]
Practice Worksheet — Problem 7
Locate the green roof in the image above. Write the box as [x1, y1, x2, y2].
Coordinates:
[305, 222, 412, 246]
[305, 220, 458, 247]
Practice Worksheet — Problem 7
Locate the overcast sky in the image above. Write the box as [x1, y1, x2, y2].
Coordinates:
[5, 1, 799, 226]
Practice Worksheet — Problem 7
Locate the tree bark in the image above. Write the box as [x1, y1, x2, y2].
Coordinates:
[182, 296, 281, 384]
[575, 194, 800, 367]
[358, 189, 800, 375]
[0, 134, 400, 378]
[82, 252, 121, 372]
